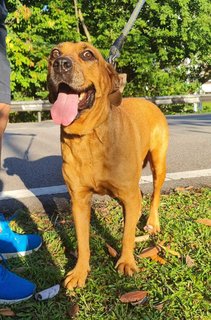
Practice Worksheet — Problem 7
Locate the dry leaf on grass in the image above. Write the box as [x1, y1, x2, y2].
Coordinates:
[154, 302, 164, 311]
[120, 290, 148, 305]
[67, 303, 80, 318]
[175, 186, 186, 192]
[185, 186, 194, 190]
[158, 244, 181, 257]
[175, 186, 194, 192]
[152, 254, 167, 265]
[106, 243, 118, 258]
[140, 248, 167, 264]
[0, 308, 15, 317]
[139, 246, 159, 258]
[186, 255, 195, 268]
[135, 235, 150, 243]
[139, 241, 167, 265]
[196, 219, 211, 227]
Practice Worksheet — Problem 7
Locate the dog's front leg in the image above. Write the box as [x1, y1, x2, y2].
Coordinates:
[64, 191, 92, 290]
[116, 190, 142, 276]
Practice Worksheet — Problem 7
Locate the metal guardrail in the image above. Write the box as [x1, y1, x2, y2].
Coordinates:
[10, 100, 51, 122]
[147, 94, 211, 105]
[10, 94, 211, 122]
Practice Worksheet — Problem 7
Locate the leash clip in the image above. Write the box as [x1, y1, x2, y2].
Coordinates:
[108, 46, 121, 66]
[107, 34, 125, 67]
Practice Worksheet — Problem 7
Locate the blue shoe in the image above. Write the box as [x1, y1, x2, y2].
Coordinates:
[0, 213, 42, 259]
[0, 264, 36, 304]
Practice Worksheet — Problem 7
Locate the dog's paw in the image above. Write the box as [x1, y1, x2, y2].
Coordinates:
[115, 257, 139, 276]
[64, 266, 90, 290]
[145, 218, 160, 234]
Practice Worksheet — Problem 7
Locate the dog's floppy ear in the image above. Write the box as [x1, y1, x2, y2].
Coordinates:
[106, 63, 124, 106]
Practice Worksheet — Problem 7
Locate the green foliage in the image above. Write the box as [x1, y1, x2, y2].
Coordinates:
[6, 0, 77, 100]
[202, 102, 211, 113]
[5, 0, 211, 100]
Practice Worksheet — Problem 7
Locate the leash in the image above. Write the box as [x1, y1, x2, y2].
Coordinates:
[108, 0, 146, 65]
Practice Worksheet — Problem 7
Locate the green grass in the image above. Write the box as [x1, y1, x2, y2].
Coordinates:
[1, 188, 211, 320]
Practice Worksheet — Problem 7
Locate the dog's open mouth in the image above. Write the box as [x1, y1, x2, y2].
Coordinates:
[51, 83, 95, 126]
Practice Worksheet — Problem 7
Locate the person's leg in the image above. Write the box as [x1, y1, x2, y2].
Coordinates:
[0, 103, 10, 135]
[0, 19, 11, 167]
[0, 103, 10, 166]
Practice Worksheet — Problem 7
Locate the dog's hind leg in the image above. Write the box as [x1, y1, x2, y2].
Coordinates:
[146, 145, 167, 234]
[116, 189, 142, 275]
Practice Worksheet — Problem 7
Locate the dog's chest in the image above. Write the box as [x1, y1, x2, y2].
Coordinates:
[62, 127, 141, 195]
[62, 133, 111, 188]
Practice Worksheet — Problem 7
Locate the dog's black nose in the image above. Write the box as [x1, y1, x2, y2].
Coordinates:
[53, 57, 72, 73]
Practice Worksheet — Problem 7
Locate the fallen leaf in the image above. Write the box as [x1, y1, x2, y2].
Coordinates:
[196, 219, 211, 227]
[186, 255, 195, 268]
[106, 243, 118, 258]
[120, 290, 148, 304]
[139, 246, 159, 258]
[131, 297, 149, 306]
[175, 186, 186, 192]
[154, 302, 164, 311]
[152, 254, 167, 265]
[139, 241, 167, 264]
[0, 308, 15, 317]
[175, 186, 193, 192]
[139, 240, 165, 258]
[135, 235, 150, 243]
[185, 186, 194, 190]
[67, 303, 80, 318]
[158, 244, 181, 257]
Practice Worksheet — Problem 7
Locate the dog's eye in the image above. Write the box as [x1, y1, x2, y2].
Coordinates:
[80, 50, 95, 61]
[51, 49, 60, 59]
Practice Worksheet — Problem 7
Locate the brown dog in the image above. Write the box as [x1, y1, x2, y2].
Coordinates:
[47, 42, 168, 290]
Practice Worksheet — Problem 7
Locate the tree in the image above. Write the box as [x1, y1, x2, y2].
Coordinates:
[6, 0, 77, 99]
[78, 0, 211, 96]
[5, 0, 211, 100]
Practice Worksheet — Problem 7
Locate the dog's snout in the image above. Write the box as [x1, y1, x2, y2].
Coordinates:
[53, 57, 72, 73]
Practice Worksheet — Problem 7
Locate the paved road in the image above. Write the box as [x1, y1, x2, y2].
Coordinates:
[0, 114, 210, 212]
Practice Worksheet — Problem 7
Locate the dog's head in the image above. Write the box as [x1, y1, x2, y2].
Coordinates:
[47, 42, 122, 129]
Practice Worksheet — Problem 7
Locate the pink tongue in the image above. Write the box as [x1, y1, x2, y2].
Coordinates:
[51, 92, 79, 126]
